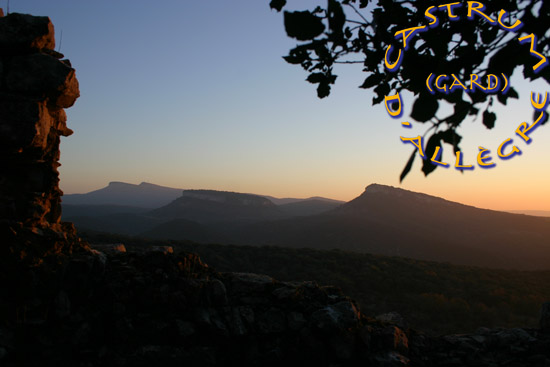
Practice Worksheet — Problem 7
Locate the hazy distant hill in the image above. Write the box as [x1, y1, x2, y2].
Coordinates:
[263, 195, 344, 206]
[507, 210, 550, 217]
[277, 199, 343, 216]
[63, 183, 344, 238]
[62, 182, 183, 208]
[62, 204, 149, 218]
[149, 189, 283, 224]
[64, 182, 550, 270]
[63, 182, 342, 210]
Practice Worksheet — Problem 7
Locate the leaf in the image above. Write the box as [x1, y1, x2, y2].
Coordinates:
[344, 27, 352, 39]
[306, 72, 325, 84]
[482, 110, 496, 129]
[317, 82, 331, 98]
[372, 83, 389, 104]
[497, 87, 519, 105]
[439, 128, 462, 152]
[447, 101, 470, 126]
[359, 74, 382, 89]
[400, 149, 417, 182]
[283, 53, 306, 65]
[284, 11, 326, 41]
[269, 0, 286, 12]
[422, 134, 441, 176]
[534, 110, 549, 125]
[480, 24, 498, 44]
[410, 94, 439, 122]
[328, 0, 346, 41]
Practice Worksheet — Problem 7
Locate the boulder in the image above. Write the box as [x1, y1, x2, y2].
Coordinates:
[6, 53, 79, 107]
[0, 13, 55, 52]
[541, 302, 550, 332]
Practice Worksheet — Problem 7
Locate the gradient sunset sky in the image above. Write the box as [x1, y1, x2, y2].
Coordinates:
[10, 0, 550, 211]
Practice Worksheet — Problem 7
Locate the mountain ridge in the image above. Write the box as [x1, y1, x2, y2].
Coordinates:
[63, 181, 344, 209]
[64, 182, 550, 270]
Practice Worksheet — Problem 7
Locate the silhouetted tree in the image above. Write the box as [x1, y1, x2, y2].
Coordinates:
[270, 0, 549, 180]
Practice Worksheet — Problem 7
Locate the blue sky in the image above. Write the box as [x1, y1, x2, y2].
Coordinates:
[9, 0, 550, 210]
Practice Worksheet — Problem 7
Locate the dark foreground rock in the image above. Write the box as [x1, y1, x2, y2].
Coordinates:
[1, 246, 412, 367]
[2, 245, 550, 367]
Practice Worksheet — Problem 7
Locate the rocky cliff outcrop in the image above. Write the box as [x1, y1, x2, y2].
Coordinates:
[0, 11, 86, 266]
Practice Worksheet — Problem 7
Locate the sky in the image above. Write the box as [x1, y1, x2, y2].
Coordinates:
[8, 0, 550, 211]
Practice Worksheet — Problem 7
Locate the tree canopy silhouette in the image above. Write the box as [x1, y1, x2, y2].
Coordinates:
[270, 0, 550, 180]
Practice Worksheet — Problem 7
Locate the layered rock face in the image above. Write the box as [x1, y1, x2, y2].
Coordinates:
[0, 12, 85, 264]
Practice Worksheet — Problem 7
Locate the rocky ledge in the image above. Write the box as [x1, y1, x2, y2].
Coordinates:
[2, 245, 550, 366]
[1, 245, 413, 366]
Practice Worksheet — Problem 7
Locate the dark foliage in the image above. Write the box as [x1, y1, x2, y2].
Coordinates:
[271, 0, 550, 179]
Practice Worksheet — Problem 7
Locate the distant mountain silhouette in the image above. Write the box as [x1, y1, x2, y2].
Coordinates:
[63, 183, 343, 238]
[507, 210, 550, 217]
[233, 184, 550, 270]
[65, 182, 550, 270]
[62, 204, 149, 218]
[63, 182, 342, 210]
[262, 195, 344, 206]
[62, 182, 183, 208]
[149, 190, 283, 224]
[277, 199, 342, 216]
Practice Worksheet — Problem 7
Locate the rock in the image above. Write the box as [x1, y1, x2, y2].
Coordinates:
[53, 290, 71, 318]
[227, 308, 247, 336]
[0, 13, 55, 52]
[376, 312, 409, 330]
[93, 243, 126, 253]
[237, 305, 255, 325]
[287, 311, 307, 330]
[6, 53, 79, 107]
[0, 12, 85, 269]
[257, 308, 286, 334]
[310, 300, 360, 331]
[272, 285, 296, 300]
[329, 332, 356, 360]
[175, 320, 195, 338]
[229, 273, 274, 294]
[0, 327, 14, 349]
[541, 302, 550, 331]
[151, 246, 173, 254]
[374, 351, 410, 367]
[380, 326, 408, 354]
[206, 279, 228, 306]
